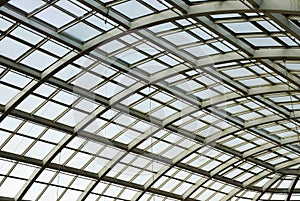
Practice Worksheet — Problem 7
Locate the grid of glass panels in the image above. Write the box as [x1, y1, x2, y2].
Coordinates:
[0, 0, 300, 200]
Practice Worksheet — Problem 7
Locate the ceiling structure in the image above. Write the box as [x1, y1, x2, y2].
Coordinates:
[0, 0, 300, 200]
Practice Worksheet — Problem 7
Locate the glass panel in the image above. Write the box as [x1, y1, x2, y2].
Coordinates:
[35, 6, 74, 28]
[113, 1, 152, 19]
[9, 0, 45, 13]
[0, 37, 30, 59]
[21, 50, 57, 71]
[63, 22, 101, 42]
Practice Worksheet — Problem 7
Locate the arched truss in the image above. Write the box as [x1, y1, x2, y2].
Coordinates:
[0, 0, 300, 200]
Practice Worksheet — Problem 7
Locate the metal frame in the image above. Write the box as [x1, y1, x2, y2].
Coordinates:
[0, 0, 300, 200]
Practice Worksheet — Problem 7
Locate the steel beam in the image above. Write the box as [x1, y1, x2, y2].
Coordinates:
[1, 0, 300, 199]
[2, 0, 300, 52]
[131, 0, 300, 29]
[245, 0, 300, 45]
[76, 0, 300, 32]
[0, 151, 185, 200]
[183, 157, 239, 199]
[2, 49, 300, 173]
[139, 31, 298, 118]
[134, 28, 300, 198]
[165, 0, 189, 14]
[253, 174, 282, 201]
[1, 48, 298, 181]
[196, 16, 254, 56]
[149, 49, 300, 85]
[258, 0, 300, 14]
[1, 150, 298, 197]
[137, 30, 298, 149]
[268, 13, 300, 42]
[0, 6, 82, 50]
[132, 143, 203, 201]
[0, 0, 9, 6]
[227, 171, 282, 200]
[2, 103, 299, 197]
[14, 135, 74, 200]
[77, 0, 130, 29]
[14, 106, 108, 200]
[246, 0, 261, 8]
[0, 52, 77, 122]
[286, 176, 299, 201]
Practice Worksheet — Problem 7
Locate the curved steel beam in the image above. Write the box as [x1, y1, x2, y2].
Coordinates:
[131, 0, 300, 29]
[1, 0, 300, 200]
[76, 83, 159, 201]
[225, 173, 282, 201]
[0, 51, 77, 123]
[2, 0, 300, 53]
[2, 104, 300, 199]
[135, 26, 300, 193]
[136, 110, 300, 199]
[0, 150, 185, 201]
[77, 0, 131, 29]
[276, 155, 300, 172]
[207, 114, 300, 147]
[246, 0, 300, 41]
[1, 47, 298, 171]
[286, 176, 299, 201]
[132, 142, 203, 200]
[137, 30, 294, 124]
[0, 25, 126, 201]
[150, 49, 300, 84]
[183, 157, 239, 199]
[15, 82, 147, 200]
[162, 83, 295, 127]
[139, 114, 300, 199]
[14, 106, 108, 200]
[0, 26, 123, 125]
[2, 52, 300, 174]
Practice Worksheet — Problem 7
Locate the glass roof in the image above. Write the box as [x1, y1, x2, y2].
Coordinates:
[0, 0, 300, 200]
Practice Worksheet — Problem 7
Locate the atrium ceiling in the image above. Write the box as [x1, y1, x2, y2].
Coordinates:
[0, 0, 300, 200]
